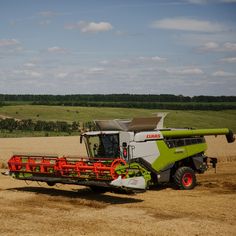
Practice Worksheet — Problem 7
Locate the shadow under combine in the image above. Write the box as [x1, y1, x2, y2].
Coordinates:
[6, 186, 143, 204]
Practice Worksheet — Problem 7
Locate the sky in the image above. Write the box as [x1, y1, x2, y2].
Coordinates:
[0, 0, 236, 96]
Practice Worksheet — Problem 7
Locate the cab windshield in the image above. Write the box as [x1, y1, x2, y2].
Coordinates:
[86, 134, 119, 158]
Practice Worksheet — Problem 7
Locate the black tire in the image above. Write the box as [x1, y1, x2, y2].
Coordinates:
[174, 166, 196, 190]
[89, 186, 107, 194]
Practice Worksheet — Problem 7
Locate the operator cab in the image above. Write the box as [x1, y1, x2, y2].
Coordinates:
[82, 131, 120, 158]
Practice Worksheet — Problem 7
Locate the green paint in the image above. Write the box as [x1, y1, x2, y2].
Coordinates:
[115, 162, 151, 184]
[151, 128, 230, 172]
[152, 140, 207, 172]
[161, 128, 230, 138]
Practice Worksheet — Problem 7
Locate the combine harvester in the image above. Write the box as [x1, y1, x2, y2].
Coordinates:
[6, 116, 235, 192]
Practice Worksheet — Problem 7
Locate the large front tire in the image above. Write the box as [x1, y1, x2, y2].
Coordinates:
[174, 167, 196, 190]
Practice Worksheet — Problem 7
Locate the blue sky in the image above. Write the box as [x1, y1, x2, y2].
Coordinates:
[0, 0, 236, 95]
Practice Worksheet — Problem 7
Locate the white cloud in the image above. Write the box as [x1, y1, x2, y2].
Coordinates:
[199, 42, 220, 51]
[47, 46, 67, 53]
[0, 38, 23, 54]
[65, 21, 113, 33]
[55, 72, 68, 78]
[0, 39, 20, 47]
[220, 57, 236, 63]
[23, 63, 36, 67]
[88, 67, 105, 74]
[151, 56, 167, 62]
[212, 70, 235, 77]
[13, 69, 42, 78]
[138, 56, 167, 63]
[199, 41, 236, 52]
[97, 56, 168, 68]
[223, 42, 236, 51]
[99, 60, 109, 65]
[151, 17, 226, 32]
[1, 59, 235, 95]
[176, 32, 236, 49]
[167, 67, 204, 76]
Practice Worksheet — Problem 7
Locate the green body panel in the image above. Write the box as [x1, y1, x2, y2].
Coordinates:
[161, 128, 230, 138]
[151, 140, 207, 172]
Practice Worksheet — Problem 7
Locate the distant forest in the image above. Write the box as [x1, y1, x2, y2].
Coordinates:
[1, 94, 236, 110]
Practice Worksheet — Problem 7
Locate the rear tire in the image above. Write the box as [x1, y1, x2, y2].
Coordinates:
[174, 166, 196, 190]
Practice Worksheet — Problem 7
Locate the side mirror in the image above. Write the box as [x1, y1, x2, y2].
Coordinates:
[122, 142, 128, 159]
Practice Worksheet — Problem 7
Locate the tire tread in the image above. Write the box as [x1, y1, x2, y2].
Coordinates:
[174, 166, 196, 190]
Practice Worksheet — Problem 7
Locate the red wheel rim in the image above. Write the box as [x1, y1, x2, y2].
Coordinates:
[182, 173, 193, 187]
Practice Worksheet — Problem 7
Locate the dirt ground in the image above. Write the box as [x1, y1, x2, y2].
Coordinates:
[0, 135, 235, 235]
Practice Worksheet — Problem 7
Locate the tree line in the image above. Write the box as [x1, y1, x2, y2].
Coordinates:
[1, 94, 236, 102]
[0, 118, 96, 133]
[31, 101, 236, 111]
[1, 94, 236, 110]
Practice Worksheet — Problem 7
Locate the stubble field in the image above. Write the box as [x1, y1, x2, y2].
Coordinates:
[0, 135, 235, 235]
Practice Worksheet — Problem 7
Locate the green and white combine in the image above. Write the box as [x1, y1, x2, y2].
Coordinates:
[7, 116, 235, 192]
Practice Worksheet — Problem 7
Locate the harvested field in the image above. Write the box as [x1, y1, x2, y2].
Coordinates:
[205, 135, 236, 162]
[0, 135, 235, 235]
[0, 136, 87, 166]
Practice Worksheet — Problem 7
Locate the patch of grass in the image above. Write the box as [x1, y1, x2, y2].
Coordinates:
[165, 110, 236, 131]
[0, 105, 158, 122]
[0, 105, 235, 133]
